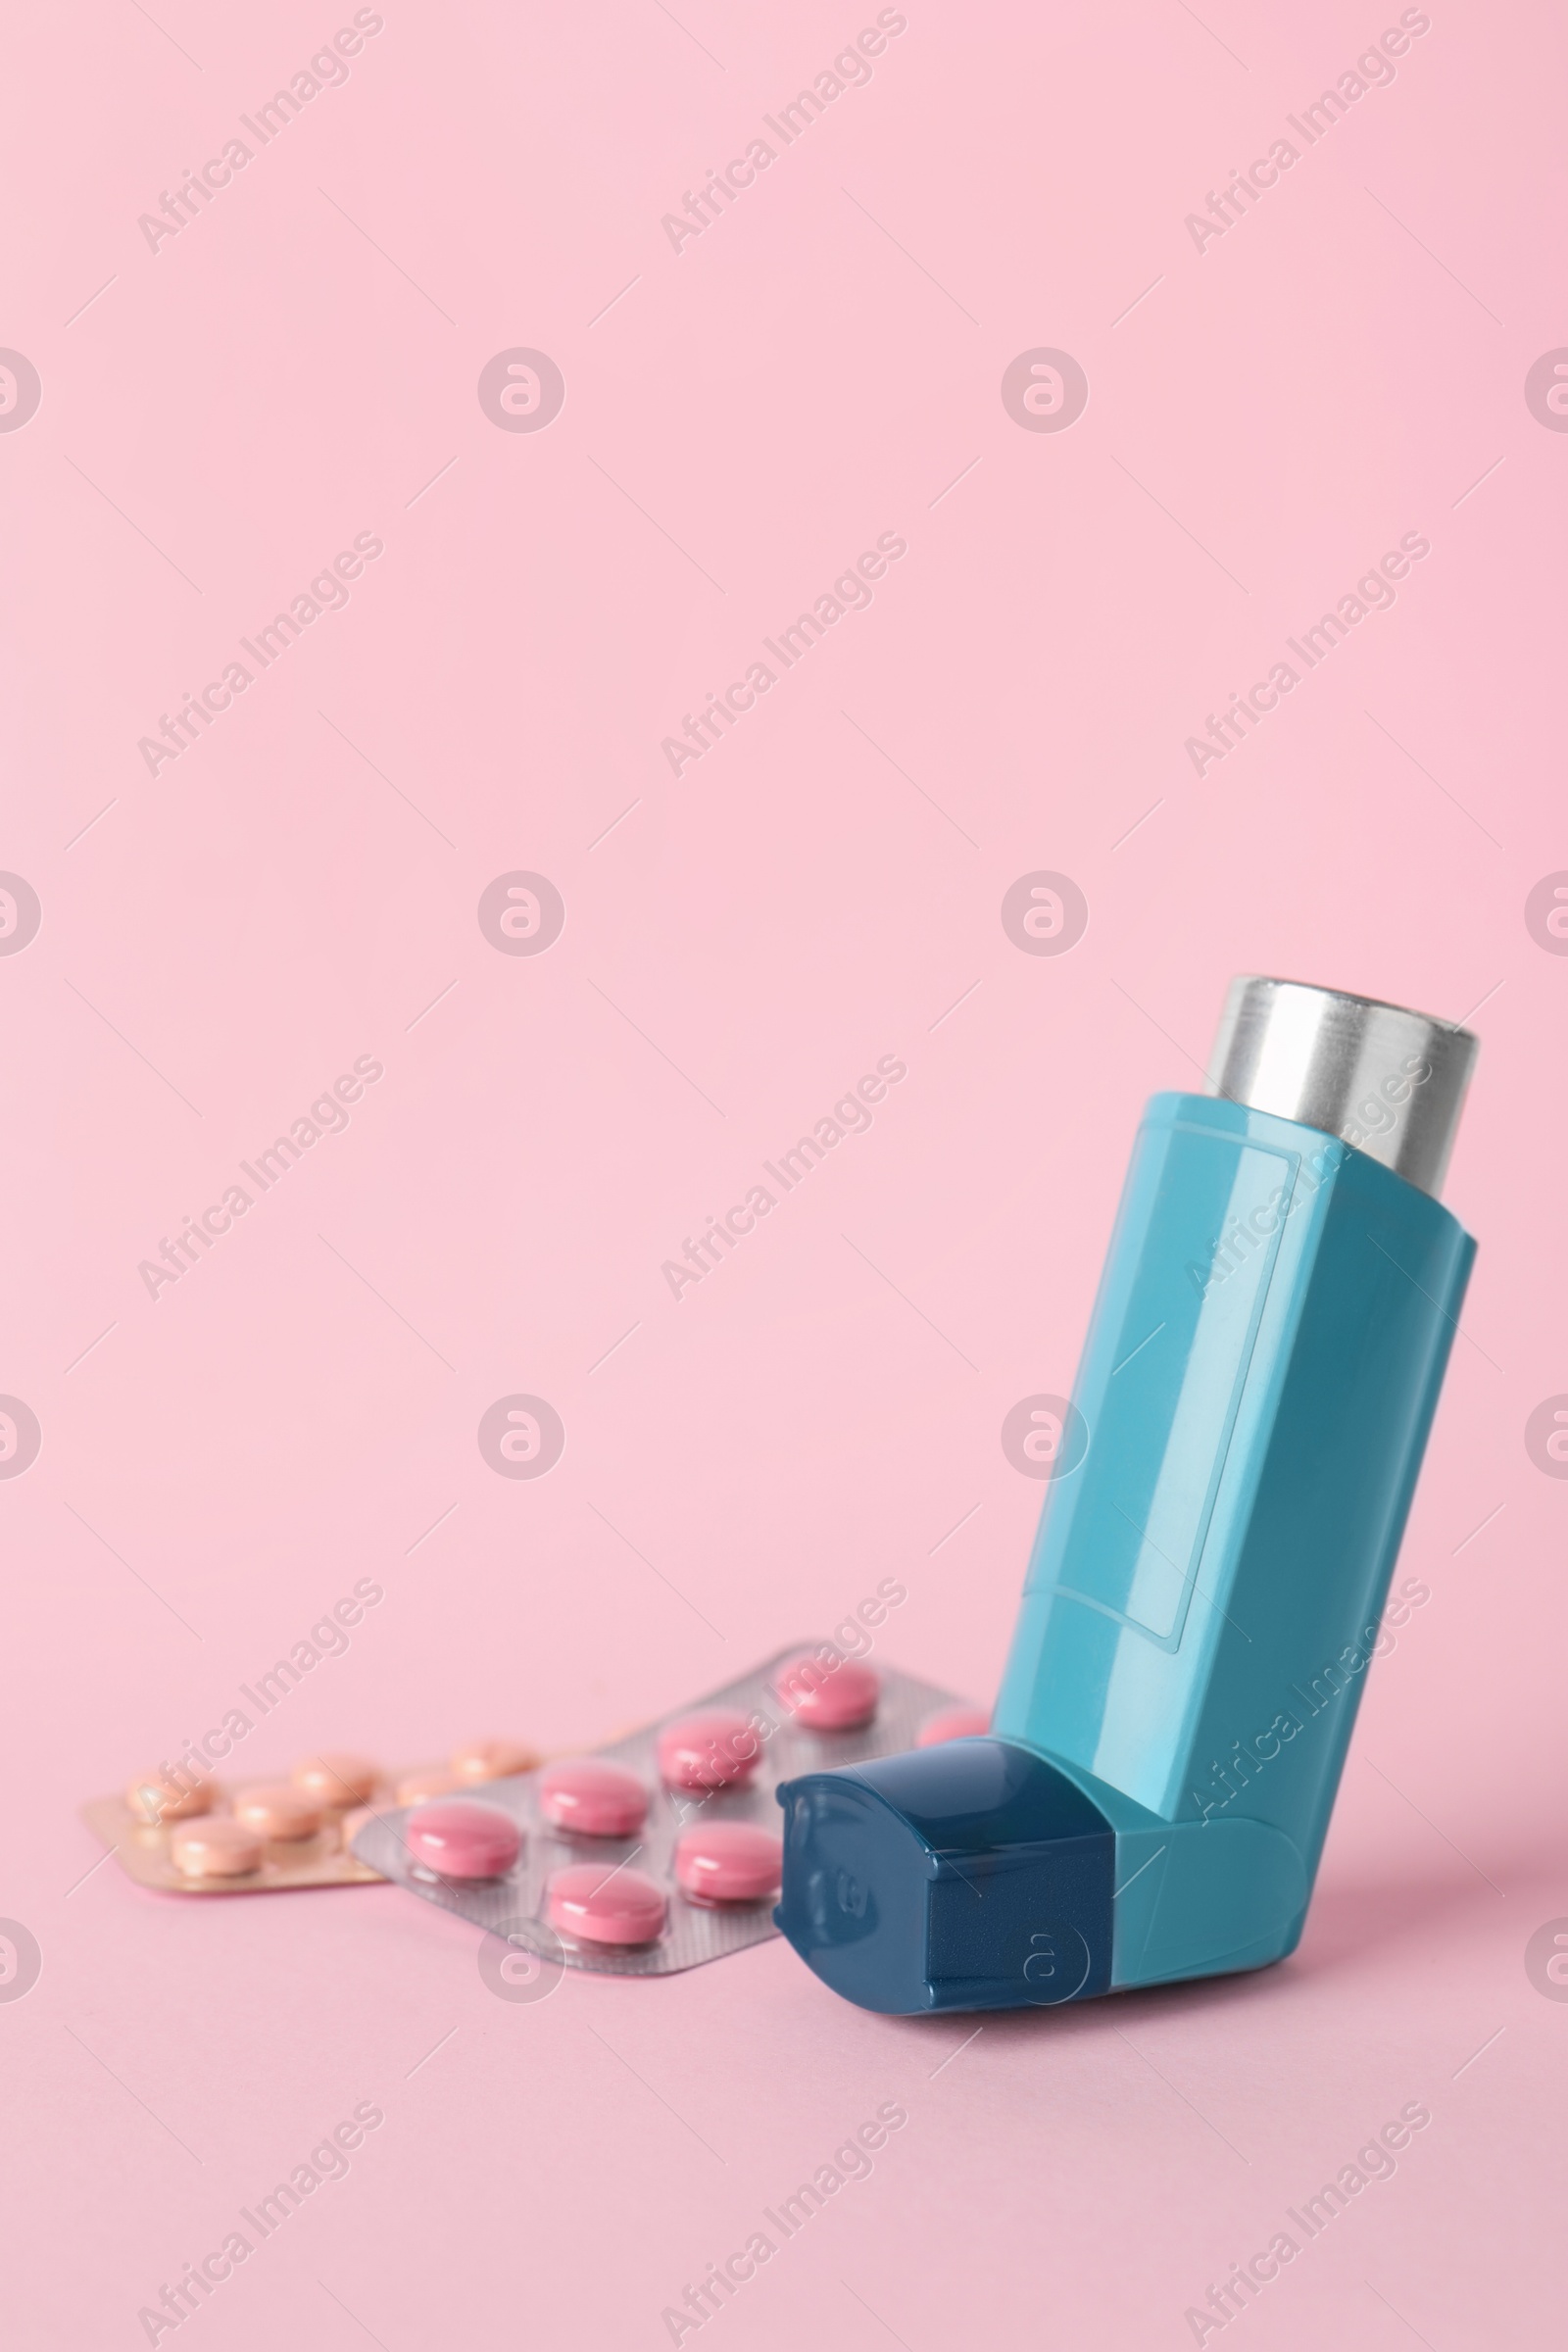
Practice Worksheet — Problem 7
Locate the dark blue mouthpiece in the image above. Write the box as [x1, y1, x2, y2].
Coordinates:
[774, 1738, 1115, 2015]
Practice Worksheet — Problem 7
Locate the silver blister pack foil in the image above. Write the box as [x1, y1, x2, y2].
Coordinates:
[352, 1646, 971, 1976]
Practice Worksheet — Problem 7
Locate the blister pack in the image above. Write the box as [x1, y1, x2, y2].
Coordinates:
[82, 1739, 541, 1895]
[352, 1644, 985, 1976]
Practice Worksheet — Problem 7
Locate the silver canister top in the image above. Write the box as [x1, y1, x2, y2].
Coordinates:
[1206, 976, 1478, 1198]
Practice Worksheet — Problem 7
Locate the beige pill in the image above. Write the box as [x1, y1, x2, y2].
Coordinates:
[232, 1785, 322, 1840]
[125, 1768, 214, 1825]
[291, 1751, 380, 1807]
[395, 1767, 461, 1805]
[171, 1818, 263, 1879]
[449, 1737, 540, 1784]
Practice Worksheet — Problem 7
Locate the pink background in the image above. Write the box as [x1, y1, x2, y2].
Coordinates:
[4, 1, 1566, 2343]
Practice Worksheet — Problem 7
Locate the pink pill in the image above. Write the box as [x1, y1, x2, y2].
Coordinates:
[657, 1710, 760, 1792]
[170, 1818, 264, 1879]
[405, 1798, 521, 1881]
[547, 1862, 666, 1946]
[917, 1705, 992, 1747]
[538, 1759, 648, 1838]
[774, 1650, 880, 1731]
[674, 1823, 783, 1905]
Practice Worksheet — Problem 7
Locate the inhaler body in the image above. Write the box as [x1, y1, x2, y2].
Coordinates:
[775, 981, 1478, 2015]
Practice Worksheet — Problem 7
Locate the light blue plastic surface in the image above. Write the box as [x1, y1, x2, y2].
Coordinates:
[993, 1091, 1475, 1990]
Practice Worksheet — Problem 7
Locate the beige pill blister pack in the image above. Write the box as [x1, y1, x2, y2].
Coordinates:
[81, 1739, 541, 1895]
[353, 1644, 981, 1977]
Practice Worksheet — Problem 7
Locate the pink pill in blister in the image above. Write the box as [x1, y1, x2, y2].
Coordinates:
[773, 1650, 880, 1731]
[916, 1705, 991, 1746]
[405, 1798, 521, 1881]
[657, 1710, 760, 1791]
[674, 1822, 783, 1905]
[538, 1759, 648, 1838]
[547, 1862, 666, 1946]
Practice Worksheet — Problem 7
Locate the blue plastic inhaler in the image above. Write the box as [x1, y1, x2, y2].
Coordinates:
[776, 977, 1479, 2014]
